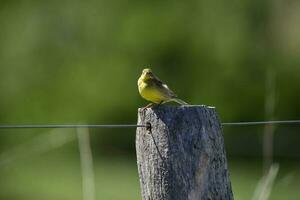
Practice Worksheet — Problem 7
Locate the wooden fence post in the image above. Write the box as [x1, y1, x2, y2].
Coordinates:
[136, 105, 233, 200]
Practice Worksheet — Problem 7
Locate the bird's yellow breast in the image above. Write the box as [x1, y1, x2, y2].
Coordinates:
[138, 77, 167, 104]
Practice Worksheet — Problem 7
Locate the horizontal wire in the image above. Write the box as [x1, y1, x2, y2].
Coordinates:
[0, 124, 147, 129]
[222, 120, 300, 126]
[0, 120, 299, 129]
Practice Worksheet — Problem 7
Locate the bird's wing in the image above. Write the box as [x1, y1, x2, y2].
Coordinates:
[151, 73, 163, 85]
[151, 77, 177, 98]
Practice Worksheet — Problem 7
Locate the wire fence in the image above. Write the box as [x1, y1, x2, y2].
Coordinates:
[0, 120, 299, 129]
[0, 119, 299, 200]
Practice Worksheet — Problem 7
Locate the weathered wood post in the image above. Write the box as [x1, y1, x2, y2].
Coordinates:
[136, 105, 233, 200]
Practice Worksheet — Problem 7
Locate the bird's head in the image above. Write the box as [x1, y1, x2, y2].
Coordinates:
[141, 68, 154, 80]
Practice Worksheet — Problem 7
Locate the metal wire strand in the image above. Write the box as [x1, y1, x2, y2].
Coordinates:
[0, 120, 299, 129]
[0, 124, 147, 129]
[222, 120, 300, 126]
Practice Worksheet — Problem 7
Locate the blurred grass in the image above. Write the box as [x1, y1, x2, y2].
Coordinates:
[1, 148, 300, 200]
[230, 160, 300, 200]
[0, 153, 140, 200]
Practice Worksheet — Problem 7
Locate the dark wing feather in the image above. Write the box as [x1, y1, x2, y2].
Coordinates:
[150, 75, 177, 98]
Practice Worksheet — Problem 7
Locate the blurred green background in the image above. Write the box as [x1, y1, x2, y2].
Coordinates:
[0, 0, 300, 199]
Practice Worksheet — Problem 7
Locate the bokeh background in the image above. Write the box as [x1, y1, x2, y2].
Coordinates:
[0, 0, 300, 199]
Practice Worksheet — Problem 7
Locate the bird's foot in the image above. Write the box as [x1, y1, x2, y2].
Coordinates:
[142, 101, 164, 111]
[142, 103, 154, 111]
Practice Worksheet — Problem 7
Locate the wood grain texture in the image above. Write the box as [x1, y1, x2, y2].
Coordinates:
[136, 105, 233, 200]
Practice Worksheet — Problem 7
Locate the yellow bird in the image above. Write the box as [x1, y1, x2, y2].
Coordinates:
[138, 68, 188, 107]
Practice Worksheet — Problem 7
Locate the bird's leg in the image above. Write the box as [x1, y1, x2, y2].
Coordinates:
[142, 101, 164, 111]
[158, 101, 164, 105]
[142, 103, 154, 111]
[151, 101, 161, 108]
[151, 101, 164, 109]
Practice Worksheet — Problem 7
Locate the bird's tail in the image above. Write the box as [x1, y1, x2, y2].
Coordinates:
[170, 98, 188, 105]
